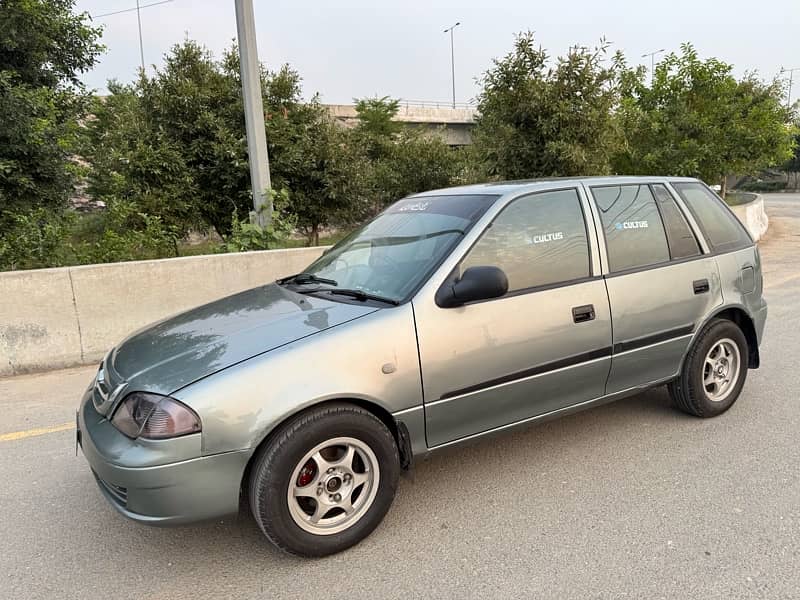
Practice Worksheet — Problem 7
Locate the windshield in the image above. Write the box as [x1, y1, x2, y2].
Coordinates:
[298, 194, 498, 303]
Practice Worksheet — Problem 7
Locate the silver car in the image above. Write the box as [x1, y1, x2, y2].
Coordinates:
[77, 177, 767, 556]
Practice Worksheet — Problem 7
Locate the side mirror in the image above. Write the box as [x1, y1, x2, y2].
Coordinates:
[437, 266, 509, 308]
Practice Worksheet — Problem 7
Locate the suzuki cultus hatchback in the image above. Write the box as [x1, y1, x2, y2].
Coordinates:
[78, 177, 766, 556]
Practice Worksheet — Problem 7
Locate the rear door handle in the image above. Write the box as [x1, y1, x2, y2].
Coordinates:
[572, 304, 595, 323]
[693, 279, 710, 294]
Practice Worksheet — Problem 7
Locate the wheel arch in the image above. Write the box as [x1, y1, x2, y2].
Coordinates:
[696, 305, 760, 369]
[239, 397, 413, 506]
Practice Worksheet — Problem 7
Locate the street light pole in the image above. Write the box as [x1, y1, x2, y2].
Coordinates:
[443, 22, 460, 109]
[642, 48, 665, 85]
[781, 67, 800, 110]
[235, 0, 272, 228]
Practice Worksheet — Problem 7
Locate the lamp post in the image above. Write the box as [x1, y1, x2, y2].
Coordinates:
[781, 67, 800, 110]
[642, 48, 665, 85]
[443, 22, 461, 109]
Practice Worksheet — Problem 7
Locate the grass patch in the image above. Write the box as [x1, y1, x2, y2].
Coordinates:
[178, 240, 221, 256]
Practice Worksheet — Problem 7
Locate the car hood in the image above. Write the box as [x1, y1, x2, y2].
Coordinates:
[109, 283, 379, 395]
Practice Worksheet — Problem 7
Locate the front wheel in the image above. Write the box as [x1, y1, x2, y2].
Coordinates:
[248, 403, 400, 557]
[668, 318, 749, 418]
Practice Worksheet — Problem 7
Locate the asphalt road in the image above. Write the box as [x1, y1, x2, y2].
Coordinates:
[2, 194, 799, 600]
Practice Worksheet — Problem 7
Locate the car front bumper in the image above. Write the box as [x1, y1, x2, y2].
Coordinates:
[78, 390, 251, 526]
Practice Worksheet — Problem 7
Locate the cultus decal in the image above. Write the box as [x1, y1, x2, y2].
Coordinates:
[398, 201, 431, 212]
[531, 231, 564, 244]
[615, 221, 649, 230]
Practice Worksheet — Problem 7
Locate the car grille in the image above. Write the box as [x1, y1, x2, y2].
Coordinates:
[93, 472, 128, 507]
[92, 354, 127, 414]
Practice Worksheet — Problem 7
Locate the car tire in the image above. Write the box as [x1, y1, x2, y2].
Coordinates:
[668, 318, 749, 418]
[248, 402, 400, 557]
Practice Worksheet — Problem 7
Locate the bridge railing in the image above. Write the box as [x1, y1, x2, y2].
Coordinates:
[399, 99, 476, 109]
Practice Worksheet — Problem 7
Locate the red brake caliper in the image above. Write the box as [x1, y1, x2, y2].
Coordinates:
[297, 459, 317, 487]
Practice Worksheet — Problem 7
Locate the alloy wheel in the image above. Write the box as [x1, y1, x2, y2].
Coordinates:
[702, 338, 741, 402]
[287, 437, 380, 535]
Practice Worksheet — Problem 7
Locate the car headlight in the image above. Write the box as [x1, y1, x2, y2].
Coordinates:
[111, 392, 201, 440]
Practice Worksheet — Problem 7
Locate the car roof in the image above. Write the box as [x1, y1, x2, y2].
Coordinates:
[409, 175, 701, 198]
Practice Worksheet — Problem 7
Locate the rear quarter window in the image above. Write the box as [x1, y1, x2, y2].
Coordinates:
[671, 182, 752, 253]
[651, 184, 701, 260]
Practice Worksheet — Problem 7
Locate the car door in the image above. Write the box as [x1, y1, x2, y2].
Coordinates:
[412, 187, 613, 448]
[588, 182, 723, 394]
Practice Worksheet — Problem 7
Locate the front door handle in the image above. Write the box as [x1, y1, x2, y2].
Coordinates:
[572, 304, 595, 323]
[693, 279, 710, 294]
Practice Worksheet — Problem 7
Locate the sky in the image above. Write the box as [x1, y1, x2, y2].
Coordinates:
[74, 0, 800, 105]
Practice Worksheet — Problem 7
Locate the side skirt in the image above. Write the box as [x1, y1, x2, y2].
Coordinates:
[425, 374, 678, 453]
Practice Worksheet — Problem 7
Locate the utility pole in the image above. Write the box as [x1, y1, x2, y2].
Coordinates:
[642, 48, 665, 85]
[781, 67, 800, 110]
[443, 22, 461, 109]
[92, 0, 173, 73]
[135, 0, 145, 71]
[235, 0, 272, 228]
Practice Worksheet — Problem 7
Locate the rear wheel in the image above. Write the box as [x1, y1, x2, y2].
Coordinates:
[248, 403, 400, 557]
[668, 319, 749, 417]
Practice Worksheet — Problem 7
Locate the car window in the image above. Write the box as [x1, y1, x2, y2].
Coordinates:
[592, 184, 670, 272]
[671, 182, 752, 253]
[461, 188, 591, 293]
[651, 184, 701, 259]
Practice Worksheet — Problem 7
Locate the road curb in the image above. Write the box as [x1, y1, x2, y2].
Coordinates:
[730, 194, 769, 242]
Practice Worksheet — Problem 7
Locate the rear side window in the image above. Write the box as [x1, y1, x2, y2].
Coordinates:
[651, 184, 701, 259]
[592, 185, 670, 272]
[672, 182, 752, 252]
[462, 188, 590, 292]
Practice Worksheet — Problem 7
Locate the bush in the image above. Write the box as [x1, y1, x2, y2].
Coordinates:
[72, 199, 179, 264]
[0, 208, 74, 271]
[736, 180, 787, 192]
[219, 191, 296, 253]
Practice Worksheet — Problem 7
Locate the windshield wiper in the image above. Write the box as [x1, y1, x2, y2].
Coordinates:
[323, 288, 400, 306]
[277, 272, 338, 286]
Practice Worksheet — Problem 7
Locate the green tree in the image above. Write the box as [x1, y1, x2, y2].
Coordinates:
[81, 80, 199, 239]
[85, 40, 368, 246]
[781, 118, 800, 190]
[0, 0, 102, 88]
[138, 41, 251, 237]
[355, 96, 403, 135]
[370, 129, 462, 203]
[351, 95, 465, 208]
[472, 32, 622, 179]
[614, 44, 794, 195]
[0, 0, 102, 269]
[278, 117, 373, 245]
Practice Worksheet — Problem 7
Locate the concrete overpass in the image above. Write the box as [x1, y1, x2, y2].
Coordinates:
[326, 102, 477, 146]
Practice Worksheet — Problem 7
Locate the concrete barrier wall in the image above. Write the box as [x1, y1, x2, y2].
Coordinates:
[0, 195, 772, 377]
[0, 247, 326, 376]
[730, 195, 769, 241]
